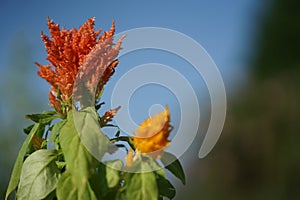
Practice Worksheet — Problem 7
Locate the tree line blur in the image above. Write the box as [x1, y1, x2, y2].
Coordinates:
[178, 0, 300, 199]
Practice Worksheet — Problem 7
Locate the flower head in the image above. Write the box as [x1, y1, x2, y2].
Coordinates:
[36, 17, 123, 114]
[133, 106, 172, 158]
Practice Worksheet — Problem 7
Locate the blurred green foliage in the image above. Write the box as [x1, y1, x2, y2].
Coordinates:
[0, 33, 43, 199]
[179, 0, 300, 199]
[254, 0, 300, 79]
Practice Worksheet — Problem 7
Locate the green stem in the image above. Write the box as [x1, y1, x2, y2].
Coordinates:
[110, 136, 135, 151]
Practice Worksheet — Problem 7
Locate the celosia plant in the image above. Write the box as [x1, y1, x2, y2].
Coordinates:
[6, 18, 185, 200]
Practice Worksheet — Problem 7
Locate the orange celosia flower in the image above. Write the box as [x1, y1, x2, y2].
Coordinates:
[133, 106, 173, 158]
[36, 17, 123, 113]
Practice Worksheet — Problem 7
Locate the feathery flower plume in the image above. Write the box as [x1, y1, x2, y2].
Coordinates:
[36, 17, 123, 114]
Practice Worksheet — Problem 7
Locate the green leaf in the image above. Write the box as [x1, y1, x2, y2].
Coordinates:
[25, 111, 58, 124]
[90, 160, 123, 199]
[90, 163, 109, 198]
[42, 110, 57, 115]
[60, 108, 109, 177]
[160, 152, 186, 185]
[43, 190, 56, 200]
[156, 174, 176, 199]
[39, 115, 59, 124]
[16, 149, 60, 200]
[56, 173, 77, 200]
[57, 108, 110, 199]
[49, 120, 66, 144]
[71, 107, 110, 161]
[5, 123, 41, 200]
[56, 172, 97, 200]
[60, 112, 97, 178]
[23, 124, 34, 135]
[105, 160, 123, 188]
[146, 157, 176, 199]
[118, 159, 158, 200]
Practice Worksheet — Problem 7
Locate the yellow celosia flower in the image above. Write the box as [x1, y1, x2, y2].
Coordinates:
[133, 106, 172, 158]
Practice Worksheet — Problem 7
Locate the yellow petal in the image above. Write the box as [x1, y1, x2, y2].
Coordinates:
[133, 106, 172, 157]
[125, 149, 134, 168]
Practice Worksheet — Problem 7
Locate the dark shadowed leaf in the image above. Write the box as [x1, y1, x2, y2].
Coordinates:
[25, 110, 58, 124]
[23, 124, 34, 135]
[156, 174, 176, 199]
[160, 152, 186, 185]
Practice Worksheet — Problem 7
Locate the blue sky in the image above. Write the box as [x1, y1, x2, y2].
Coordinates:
[1, 0, 263, 81]
[0, 0, 266, 155]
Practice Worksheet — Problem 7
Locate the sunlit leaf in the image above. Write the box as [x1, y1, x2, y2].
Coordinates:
[16, 150, 60, 200]
[160, 152, 186, 185]
[5, 123, 41, 200]
[56, 173, 77, 200]
[59, 111, 97, 178]
[117, 159, 158, 200]
[56, 172, 97, 200]
[57, 108, 111, 199]
[105, 160, 123, 188]
[49, 120, 66, 144]
[72, 107, 110, 160]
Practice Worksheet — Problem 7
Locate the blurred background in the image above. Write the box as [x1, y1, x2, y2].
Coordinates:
[1, 0, 299, 199]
